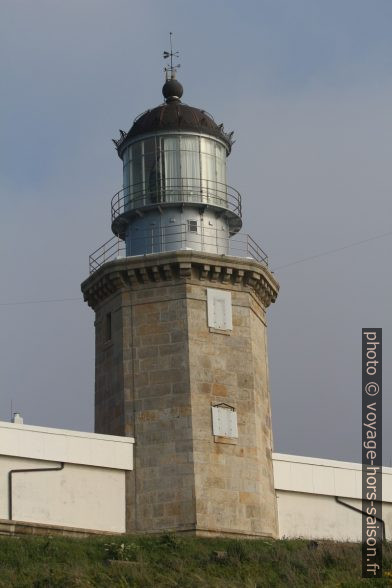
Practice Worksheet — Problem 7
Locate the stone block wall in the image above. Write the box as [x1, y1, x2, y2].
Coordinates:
[82, 251, 279, 537]
[187, 283, 277, 537]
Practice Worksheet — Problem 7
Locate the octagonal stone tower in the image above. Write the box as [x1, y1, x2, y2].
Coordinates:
[81, 66, 279, 538]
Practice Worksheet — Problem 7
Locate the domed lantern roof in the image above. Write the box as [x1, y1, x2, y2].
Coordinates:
[114, 78, 234, 158]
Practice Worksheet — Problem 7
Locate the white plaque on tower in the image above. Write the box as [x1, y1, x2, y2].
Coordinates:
[206, 288, 232, 331]
[211, 404, 238, 438]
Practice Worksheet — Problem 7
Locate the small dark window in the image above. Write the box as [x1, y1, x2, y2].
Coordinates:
[105, 312, 112, 341]
[188, 220, 198, 233]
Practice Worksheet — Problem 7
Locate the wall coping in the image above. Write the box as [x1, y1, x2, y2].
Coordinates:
[0, 420, 134, 470]
[273, 452, 392, 501]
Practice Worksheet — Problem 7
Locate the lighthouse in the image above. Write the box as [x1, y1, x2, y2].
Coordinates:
[81, 44, 279, 538]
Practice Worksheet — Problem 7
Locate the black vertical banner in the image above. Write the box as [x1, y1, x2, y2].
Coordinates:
[362, 328, 382, 578]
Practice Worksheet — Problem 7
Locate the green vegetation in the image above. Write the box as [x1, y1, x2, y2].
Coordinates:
[0, 534, 391, 587]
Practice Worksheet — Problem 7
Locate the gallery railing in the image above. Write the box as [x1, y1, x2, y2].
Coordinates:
[89, 225, 268, 274]
[111, 178, 242, 224]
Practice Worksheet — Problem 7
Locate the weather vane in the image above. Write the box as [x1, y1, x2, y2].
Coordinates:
[163, 32, 180, 79]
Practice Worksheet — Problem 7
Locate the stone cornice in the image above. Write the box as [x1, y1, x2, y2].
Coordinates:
[81, 251, 279, 310]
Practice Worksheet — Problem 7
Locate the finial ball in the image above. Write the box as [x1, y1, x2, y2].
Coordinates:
[162, 78, 183, 103]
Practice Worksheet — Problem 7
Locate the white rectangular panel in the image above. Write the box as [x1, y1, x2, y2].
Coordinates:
[212, 406, 238, 438]
[207, 288, 232, 330]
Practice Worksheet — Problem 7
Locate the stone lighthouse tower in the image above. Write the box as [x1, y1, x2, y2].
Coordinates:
[81, 50, 279, 538]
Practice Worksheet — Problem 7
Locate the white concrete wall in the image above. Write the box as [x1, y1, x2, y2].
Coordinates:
[273, 453, 392, 541]
[0, 421, 135, 533]
[0, 455, 126, 532]
[5, 423, 392, 539]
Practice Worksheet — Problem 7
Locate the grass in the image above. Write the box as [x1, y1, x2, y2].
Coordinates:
[0, 534, 391, 587]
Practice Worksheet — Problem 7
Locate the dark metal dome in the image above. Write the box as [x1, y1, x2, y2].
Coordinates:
[113, 80, 234, 157]
[162, 78, 183, 102]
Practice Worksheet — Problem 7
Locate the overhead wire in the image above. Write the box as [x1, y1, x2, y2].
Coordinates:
[272, 229, 392, 271]
[0, 229, 391, 306]
[0, 297, 82, 307]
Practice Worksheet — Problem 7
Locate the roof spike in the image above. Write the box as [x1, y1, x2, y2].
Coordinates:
[162, 33, 183, 103]
[163, 32, 180, 80]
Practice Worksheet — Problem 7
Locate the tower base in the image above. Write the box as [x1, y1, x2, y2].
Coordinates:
[82, 250, 279, 539]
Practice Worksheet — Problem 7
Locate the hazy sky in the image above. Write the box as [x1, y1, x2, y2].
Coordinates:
[1, 0, 391, 464]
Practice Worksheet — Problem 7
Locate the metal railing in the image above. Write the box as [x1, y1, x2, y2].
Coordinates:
[227, 233, 268, 265]
[89, 236, 125, 274]
[111, 178, 242, 224]
[89, 225, 268, 274]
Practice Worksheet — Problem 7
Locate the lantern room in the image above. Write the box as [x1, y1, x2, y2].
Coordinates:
[111, 75, 242, 257]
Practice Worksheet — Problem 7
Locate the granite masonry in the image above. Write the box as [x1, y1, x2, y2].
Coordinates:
[81, 249, 279, 538]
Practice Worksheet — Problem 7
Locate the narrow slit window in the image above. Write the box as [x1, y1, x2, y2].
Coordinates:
[105, 312, 112, 341]
[188, 220, 198, 233]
